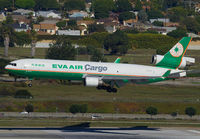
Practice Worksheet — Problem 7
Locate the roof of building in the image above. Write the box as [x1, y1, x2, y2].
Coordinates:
[124, 19, 137, 24]
[150, 18, 170, 23]
[33, 24, 40, 29]
[68, 10, 80, 15]
[11, 15, 31, 24]
[77, 20, 95, 26]
[57, 30, 80, 36]
[13, 9, 34, 14]
[36, 10, 61, 17]
[34, 24, 56, 30]
[12, 23, 29, 29]
[40, 20, 58, 24]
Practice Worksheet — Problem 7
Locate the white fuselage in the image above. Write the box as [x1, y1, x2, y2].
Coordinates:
[5, 59, 182, 79]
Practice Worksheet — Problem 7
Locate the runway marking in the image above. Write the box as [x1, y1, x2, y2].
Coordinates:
[188, 130, 200, 134]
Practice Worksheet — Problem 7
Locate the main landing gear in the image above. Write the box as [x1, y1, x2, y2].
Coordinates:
[97, 85, 117, 93]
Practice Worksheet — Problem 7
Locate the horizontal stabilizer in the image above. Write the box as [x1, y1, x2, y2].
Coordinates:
[162, 70, 171, 77]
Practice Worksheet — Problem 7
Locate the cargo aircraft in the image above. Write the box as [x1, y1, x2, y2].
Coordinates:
[5, 37, 195, 93]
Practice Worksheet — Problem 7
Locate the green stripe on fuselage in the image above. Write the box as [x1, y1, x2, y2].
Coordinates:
[6, 69, 84, 80]
[6, 69, 171, 84]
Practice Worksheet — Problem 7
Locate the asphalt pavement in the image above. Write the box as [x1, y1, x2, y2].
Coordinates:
[0, 126, 199, 139]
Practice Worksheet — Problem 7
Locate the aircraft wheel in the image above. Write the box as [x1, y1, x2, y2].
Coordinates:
[28, 83, 32, 87]
[112, 88, 117, 93]
[106, 86, 112, 93]
[97, 86, 102, 90]
[102, 86, 107, 90]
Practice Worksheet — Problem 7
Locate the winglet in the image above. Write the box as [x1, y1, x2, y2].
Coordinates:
[162, 70, 171, 78]
[114, 57, 121, 63]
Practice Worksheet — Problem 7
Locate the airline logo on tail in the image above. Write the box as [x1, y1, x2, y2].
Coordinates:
[169, 42, 184, 57]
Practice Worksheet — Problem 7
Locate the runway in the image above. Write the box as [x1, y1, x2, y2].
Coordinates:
[0, 126, 200, 139]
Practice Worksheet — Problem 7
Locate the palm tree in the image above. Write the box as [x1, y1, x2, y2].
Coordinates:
[0, 26, 13, 57]
[4, 34, 10, 57]
[30, 30, 37, 57]
[0, 15, 14, 57]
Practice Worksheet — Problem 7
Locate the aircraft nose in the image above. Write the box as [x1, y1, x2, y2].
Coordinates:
[5, 65, 9, 70]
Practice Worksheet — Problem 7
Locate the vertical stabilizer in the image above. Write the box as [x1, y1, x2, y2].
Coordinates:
[156, 37, 192, 69]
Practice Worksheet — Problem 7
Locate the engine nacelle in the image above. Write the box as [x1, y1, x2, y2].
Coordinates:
[151, 55, 195, 69]
[84, 77, 103, 87]
[151, 55, 164, 65]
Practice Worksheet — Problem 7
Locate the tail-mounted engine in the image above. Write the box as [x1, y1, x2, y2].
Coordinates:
[151, 55, 195, 69]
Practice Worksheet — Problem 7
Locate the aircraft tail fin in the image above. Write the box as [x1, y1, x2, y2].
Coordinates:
[156, 37, 192, 69]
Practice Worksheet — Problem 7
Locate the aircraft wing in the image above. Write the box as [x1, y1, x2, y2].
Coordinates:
[83, 70, 172, 87]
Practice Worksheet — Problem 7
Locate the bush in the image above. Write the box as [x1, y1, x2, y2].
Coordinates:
[119, 12, 136, 23]
[128, 33, 177, 55]
[104, 30, 130, 55]
[88, 24, 105, 33]
[69, 104, 88, 114]
[80, 104, 88, 114]
[90, 49, 107, 62]
[171, 112, 178, 117]
[69, 104, 80, 114]
[0, 59, 10, 74]
[167, 28, 187, 39]
[46, 37, 76, 60]
[152, 21, 163, 27]
[25, 104, 34, 113]
[185, 107, 196, 117]
[14, 90, 33, 99]
[146, 106, 158, 117]
[77, 47, 87, 55]
[0, 86, 16, 96]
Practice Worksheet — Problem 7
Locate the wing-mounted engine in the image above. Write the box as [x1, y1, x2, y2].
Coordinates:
[84, 77, 103, 87]
[151, 55, 195, 69]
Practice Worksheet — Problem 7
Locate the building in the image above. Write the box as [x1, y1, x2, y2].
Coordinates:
[57, 30, 81, 36]
[149, 18, 170, 24]
[195, 3, 200, 13]
[149, 26, 177, 34]
[105, 24, 117, 33]
[0, 12, 6, 22]
[36, 11, 61, 19]
[36, 40, 54, 48]
[77, 20, 95, 28]
[33, 20, 58, 35]
[12, 15, 31, 24]
[13, 9, 35, 16]
[12, 23, 30, 32]
[69, 11, 88, 20]
[123, 19, 138, 27]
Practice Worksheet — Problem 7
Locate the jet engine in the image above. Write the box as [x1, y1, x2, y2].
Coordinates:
[151, 55, 195, 69]
[84, 77, 103, 87]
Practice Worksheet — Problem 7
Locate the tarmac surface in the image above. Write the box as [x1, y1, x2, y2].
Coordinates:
[0, 126, 200, 139]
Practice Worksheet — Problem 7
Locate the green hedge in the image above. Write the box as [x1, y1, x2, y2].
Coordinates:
[128, 33, 178, 54]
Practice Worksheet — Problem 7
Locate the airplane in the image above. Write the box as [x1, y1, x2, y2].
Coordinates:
[5, 37, 195, 93]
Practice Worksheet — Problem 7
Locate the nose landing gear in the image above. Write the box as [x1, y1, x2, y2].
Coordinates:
[25, 80, 32, 87]
[97, 85, 118, 93]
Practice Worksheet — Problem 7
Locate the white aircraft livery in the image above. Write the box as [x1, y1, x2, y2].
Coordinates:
[5, 37, 195, 92]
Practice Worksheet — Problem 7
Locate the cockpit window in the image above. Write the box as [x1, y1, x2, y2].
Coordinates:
[9, 63, 17, 66]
